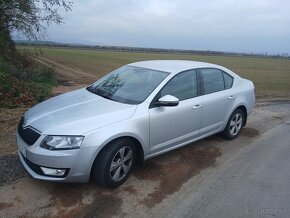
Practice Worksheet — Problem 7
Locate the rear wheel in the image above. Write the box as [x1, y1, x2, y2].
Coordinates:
[93, 139, 136, 188]
[222, 108, 245, 139]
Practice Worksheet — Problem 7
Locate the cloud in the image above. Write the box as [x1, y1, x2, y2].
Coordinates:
[44, 0, 290, 53]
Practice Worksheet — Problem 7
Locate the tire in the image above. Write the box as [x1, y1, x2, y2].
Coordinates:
[222, 108, 245, 140]
[93, 138, 136, 188]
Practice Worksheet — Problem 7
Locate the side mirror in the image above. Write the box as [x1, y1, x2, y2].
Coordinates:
[155, 95, 179, 107]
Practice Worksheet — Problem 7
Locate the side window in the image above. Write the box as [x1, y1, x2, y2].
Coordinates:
[223, 72, 234, 89]
[160, 70, 197, 101]
[200, 68, 225, 94]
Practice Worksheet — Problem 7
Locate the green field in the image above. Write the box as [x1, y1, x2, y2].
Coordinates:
[19, 46, 290, 98]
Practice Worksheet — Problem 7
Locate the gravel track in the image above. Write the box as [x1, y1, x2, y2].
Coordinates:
[0, 154, 27, 186]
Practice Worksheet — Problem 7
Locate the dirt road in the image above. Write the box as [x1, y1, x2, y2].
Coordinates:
[35, 57, 97, 84]
[0, 100, 290, 217]
[155, 102, 290, 218]
[1, 59, 290, 217]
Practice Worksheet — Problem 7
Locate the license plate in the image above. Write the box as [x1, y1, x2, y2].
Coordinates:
[17, 136, 27, 158]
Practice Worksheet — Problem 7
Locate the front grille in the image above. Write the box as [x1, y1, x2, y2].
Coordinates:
[18, 117, 41, 145]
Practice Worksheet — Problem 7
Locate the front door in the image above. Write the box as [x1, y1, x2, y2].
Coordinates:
[149, 70, 202, 155]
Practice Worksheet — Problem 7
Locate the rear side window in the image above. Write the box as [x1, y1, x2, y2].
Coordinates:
[200, 68, 224, 94]
[223, 72, 234, 89]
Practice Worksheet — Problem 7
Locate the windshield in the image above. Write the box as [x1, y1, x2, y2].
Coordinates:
[87, 65, 169, 104]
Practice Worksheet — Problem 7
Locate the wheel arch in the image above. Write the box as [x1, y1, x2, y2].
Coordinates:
[90, 136, 145, 178]
[234, 105, 248, 126]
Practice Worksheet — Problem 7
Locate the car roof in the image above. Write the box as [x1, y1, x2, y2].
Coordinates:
[128, 60, 225, 74]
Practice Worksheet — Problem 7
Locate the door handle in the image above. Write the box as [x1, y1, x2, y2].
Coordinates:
[228, 95, 236, 99]
[192, 104, 202, 109]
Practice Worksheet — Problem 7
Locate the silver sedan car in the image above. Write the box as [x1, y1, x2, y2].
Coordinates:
[17, 60, 255, 188]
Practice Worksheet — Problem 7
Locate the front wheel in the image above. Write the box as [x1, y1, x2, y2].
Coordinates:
[222, 108, 245, 140]
[93, 139, 136, 188]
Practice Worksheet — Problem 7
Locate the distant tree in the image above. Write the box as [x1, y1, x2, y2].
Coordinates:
[0, 0, 72, 58]
[0, 0, 72, 39]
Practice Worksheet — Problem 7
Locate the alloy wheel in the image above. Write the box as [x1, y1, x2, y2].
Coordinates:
[110, 146, 133, 182]
[229, 113, 243, 136]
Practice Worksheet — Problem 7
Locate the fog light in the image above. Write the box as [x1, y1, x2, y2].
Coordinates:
[40, 167, 66, 176]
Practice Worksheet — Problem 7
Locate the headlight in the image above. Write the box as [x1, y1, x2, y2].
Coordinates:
[41, 136, 84, 150]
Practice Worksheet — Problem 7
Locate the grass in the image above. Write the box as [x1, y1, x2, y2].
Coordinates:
[18, 46, 290, 98]
[0, 53, 58, 108]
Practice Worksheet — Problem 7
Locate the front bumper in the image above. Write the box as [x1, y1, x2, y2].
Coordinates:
[17, 132, 96, 183]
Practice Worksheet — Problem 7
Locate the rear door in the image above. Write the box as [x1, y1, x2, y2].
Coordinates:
[198, 68, 235, 135]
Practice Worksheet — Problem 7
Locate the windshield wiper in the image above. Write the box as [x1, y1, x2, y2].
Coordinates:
[86, 86, 93, 92]
[87, 87, 112, 100]
[100, 94, 112, 100]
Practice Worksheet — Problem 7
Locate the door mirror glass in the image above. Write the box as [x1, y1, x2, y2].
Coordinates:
[155, 95, 179, 107]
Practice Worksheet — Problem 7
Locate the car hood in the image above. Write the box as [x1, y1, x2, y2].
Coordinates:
[24, 88, 137, 135]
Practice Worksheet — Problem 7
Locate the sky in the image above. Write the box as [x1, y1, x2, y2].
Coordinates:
[19, 0, 290, 54]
